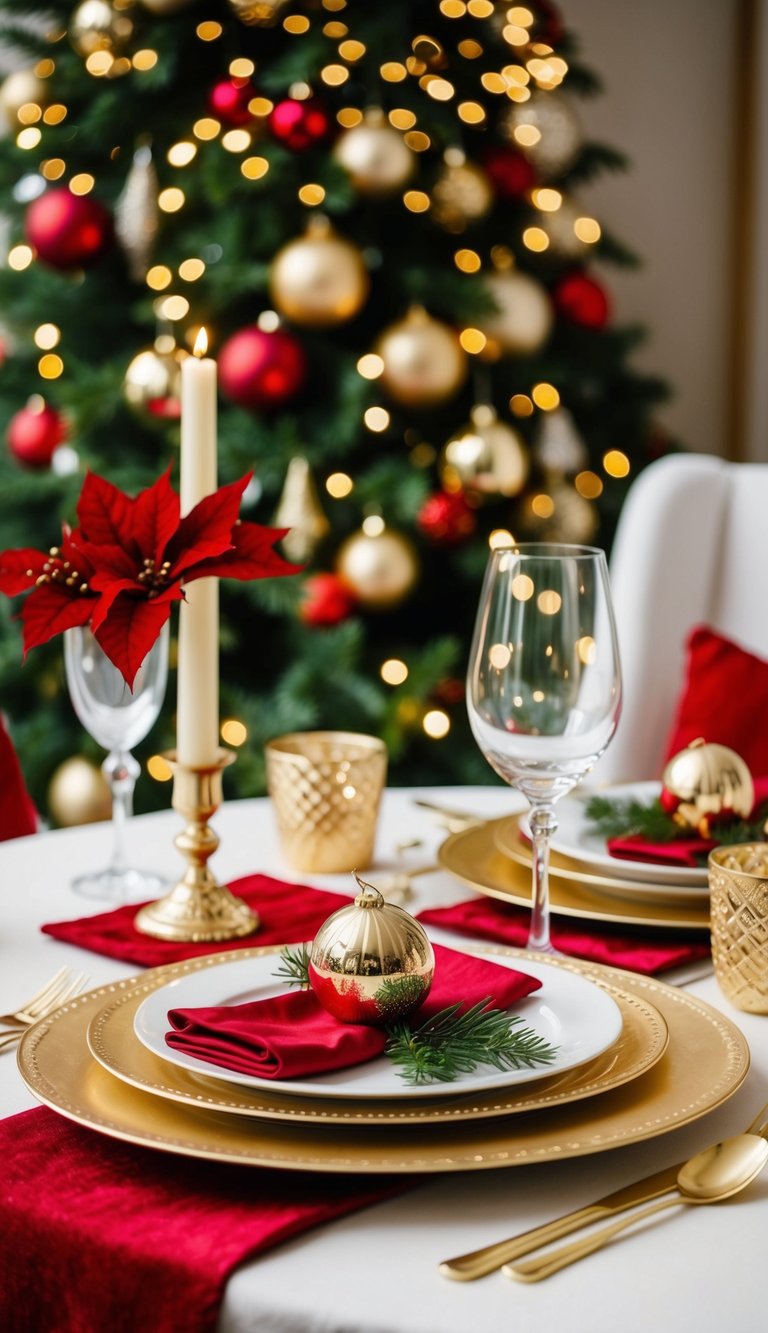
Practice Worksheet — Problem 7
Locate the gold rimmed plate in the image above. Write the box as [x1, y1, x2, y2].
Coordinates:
[17, 947, 747, 1173]
[440, 819, 711, 931]
[85, 945, 668, 1124]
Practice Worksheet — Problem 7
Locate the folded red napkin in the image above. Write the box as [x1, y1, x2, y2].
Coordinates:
[41, 874, 353, 966]
[0, 1106, 407, 1333]
[607, 776, 768, 867]
[166, 942, 542, 1080]
[0, 715, 37, 841]
[419, 898, 711, 975]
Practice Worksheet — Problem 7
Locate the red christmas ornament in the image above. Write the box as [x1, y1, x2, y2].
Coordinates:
[534, 0, 566, 46]
[25, 187, 113, 271]
[481, 145, 537, 199]
[268, 97, 331, 151]
[300, 572, 358, 627]
[417, 490, 476, 546]
[7, 400, 66, 468]
[659, 786, 681, 815]
[208, 78, 257, 127]
[218, 325, 307, 411]
[553, 271, 611, 328]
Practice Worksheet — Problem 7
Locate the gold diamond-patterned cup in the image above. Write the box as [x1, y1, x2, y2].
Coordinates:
[709, 843, 768, 1013]
[265, 731, 387, 873]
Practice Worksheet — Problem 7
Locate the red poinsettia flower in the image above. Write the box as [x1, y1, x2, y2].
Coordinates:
[0, 467, 300, 687]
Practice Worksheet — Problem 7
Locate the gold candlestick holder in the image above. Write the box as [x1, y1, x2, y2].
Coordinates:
[134, 749, 259, 942]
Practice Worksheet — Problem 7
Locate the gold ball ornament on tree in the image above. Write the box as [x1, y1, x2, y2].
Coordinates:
[269, 217, 369, 328]
[226, 0, 291, 25]
[479, 271, 553, 356]
[336, 522, 419, 610]
[515, 478, 598, 545]
[535, 197, 596, 260]
[440, 404, 529, 498]
[662, 739, 755, 836]
[309, 875, 435, 1025]
[0, 69, 47, 134]
[123, 344, 188, 424]
[333, 109, 416, 197]
[501, 91, 583, 178]
[48, 756, 112, 828]
[376, 306, 467, 408]
[69, 0, 134, 58]
[431, 151, 493, 233]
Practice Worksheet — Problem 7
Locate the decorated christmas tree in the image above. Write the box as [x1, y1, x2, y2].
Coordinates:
[0, 0, 672, 822]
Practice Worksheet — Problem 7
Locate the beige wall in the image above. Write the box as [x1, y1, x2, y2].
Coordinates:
[566, 0, 741, 459]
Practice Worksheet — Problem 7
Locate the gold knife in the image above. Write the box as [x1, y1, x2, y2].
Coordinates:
[439, 1105, 768, 1282]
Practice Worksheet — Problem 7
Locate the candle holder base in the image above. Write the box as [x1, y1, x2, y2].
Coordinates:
[134, 749, 259, 943]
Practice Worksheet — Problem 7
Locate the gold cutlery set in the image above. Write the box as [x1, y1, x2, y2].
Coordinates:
[0, 968, 89, 1052]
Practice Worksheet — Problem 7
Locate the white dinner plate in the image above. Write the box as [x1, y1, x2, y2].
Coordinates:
[530, 781, 709, 887]
[133, 948, 623, 1101]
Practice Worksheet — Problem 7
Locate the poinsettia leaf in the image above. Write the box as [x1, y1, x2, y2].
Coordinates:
[94, 590, 180, 689]
[79, 543, 138, 583]
[0, 547, 46, 595]
[184, 522, 302, 582]
[89, 578, 142, 633]
[76, 470, 137, 553]
[166, 473, 252, 577]
[131, 466, 180, 564]
[20, 586, 95, 654]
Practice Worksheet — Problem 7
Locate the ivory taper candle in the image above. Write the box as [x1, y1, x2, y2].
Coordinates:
[177, 328, 219, 768]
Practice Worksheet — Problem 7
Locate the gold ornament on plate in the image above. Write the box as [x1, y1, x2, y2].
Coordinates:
[272, 456, 330, 563]
[479, 271, 553, 356]
[0, 69, 47, 132]
[309, 874, 435, 1025]
[336, 523, 420, 609]
[70, 0, 134, 58]
[533, 406, 588, 476]
[226, 0, 290, 25]
[515, 478, 598, 544]
[123, 344, 188, 424]
[333, 109, 416, 197]
[431, 152, 493, 233]
[501, 90, 583, 178]
[663, 739, 754, 837]
[376, 306, 467, 408]
[115, 142, 160, 282]
[441, 404, 528, 498]
[48, 756, 112, 827]
[269, 217, 369, 328]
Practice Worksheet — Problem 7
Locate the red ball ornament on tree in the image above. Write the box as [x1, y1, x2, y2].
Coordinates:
[218, 325, 307, 411]
[300, 572, 358, 627]
[208, 78, 257, 127]
[553, 271, 611, 328]
[7, 399, 66, 468]
[481, 145, 537, 199]
[417, 490, 477, 546]
[268, 97, 331, 151]
[25, 187, 113, 271]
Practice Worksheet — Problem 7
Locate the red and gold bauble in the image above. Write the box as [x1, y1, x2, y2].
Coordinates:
[417, 490, 476, 546]
[218, 325, 307, 410]
[661, 740, 754, 836]
[7, 398, 66, 468]
[26, 187, 113, 271]
[123, 345, 187, 423]
[479, 271, 553, 356]
[376, 307, 467, 408]
[268, 97, 331, 151]
[300, 572, 358, 627]
[309, 877, 434, 1025]
[481, 145, 537, 200]
[553, 271, 611, 328]
[336, 523, 419, 610]
[333, 109, 415, 196]
[269, 219, 369, 328]
[208, 78, 257, 127]
[440, 404, 528, 498]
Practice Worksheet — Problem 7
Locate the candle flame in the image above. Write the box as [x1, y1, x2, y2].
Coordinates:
[193, 327, 208, 358]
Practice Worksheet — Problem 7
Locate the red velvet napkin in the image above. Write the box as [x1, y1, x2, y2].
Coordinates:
[419, 898, 710, 975]
[41, 874, 353, 965]
[165, 942, 542, 1080]
[0, 715, 37, 841]
[607, 777, 768, 868]
[0, 1106, 407, 1333]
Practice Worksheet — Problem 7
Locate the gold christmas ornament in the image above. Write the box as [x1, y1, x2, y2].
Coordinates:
[441, 404, 528, 498]
[137, 0, 196, 12]
[226, 0, 291, 25]
[272, 456, 330, 564]
[533, 407, 588, 476]
[70, 0, 134, 58]
[431, 153, 493, 233]
[333, 109, 416, 197]
[48, 756, 112, 828]
[308, 874, 435, 1025]
[269, 218, 370, 328]
[376, 306, 467, 408]
[501, 91, 583, 178]
[336, 524, 419, 609]
[535, 196, 593, 259]
[479, 271, 553, 356]
[662, 739, 754, 835]
[123, 345, 188, 424]
[0, 69, 47, 133]
[115, 142, 160, 282]
[515, 477, 598, 544]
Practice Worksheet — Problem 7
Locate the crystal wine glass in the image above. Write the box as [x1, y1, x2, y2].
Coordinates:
[467, 543, 622, 952]
[63, 623, 169, 901]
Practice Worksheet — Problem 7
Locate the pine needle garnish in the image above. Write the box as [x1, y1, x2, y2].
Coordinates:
[272, 942, 311, 989]
[384, 999, 559, 1086]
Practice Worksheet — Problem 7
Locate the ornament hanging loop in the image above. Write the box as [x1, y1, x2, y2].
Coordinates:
[352, 870, 385, 908]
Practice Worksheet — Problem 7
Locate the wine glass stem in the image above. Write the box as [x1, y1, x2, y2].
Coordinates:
[528, 804, 557, 954]
[103, 750, 139, 875]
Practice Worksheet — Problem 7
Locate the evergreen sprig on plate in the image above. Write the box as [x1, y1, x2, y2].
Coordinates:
[585, 793, 768, 851]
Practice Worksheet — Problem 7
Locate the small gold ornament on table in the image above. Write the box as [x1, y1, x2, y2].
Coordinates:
[662, 738, 754, 838]
[134, 750, 258, 942]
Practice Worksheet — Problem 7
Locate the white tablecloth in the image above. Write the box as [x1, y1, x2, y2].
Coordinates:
[1, 786, 766, 1333]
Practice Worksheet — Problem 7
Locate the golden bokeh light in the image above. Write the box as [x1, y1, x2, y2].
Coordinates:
[426, 78, 455, 101]
[512, 573, 535, 601]
[389, 108, 416, 129]
[603, 449, 630, 478]
[69, 173, 95, 195]
[147, 265, 172, 290]
[404, 130, 431, 151]
[458, 39, 483, 58]
[575, 470, 603, 499]
[356, 353, 384, 379]
[577, 635, 597, 665]
[362, 514, 386, 536]
[34, 324, 60, 350]
[298, 183, 326, 205]
[532, 382, 560, 410]
[537, 589, 562, 615]
[339, 39, 365, 61]
[489, 643, 512, 669]
[179, 257, 205, 282]
[458, 101, 486, 124]
[523, 226, 549, 251]
[574, 216, 602, 244]
[42, 158, 66, 180]
[221, 719, 248, 747]
[193, 118, 221, 141]
[8, 245, 33, 271]
[221, 129, 251, 153]
[403, 190, 430, 212]
[241, 156, 269, 180]
[454, 248, 481, 273]
[285, 14, 310, 31]
[510, 394, 534, 417]
[38, 354, 63, 379]
[326, 471, 354, 498]
[532, 187, 562, 212]
[43, 104, 67, 125]
[196, 21, 222, 41]
[159, 187, 185, 212]
[159, 295, 190, 321]
[364, 406, 390, 432]
[459, 327, 487, 354]
[489, 528, 514, 549]
[133, 49, 158, 71]
[16, 127, 42, 150]
[531, 493, 555, 518]
[423, 709, 451, 739]
[321, 64, 349, 85]
[381, 658, 409, 686]
[17, 103, 42, 125]
[168, 141, 197, 167]
[337, 106, 363, 127]
[147, 755, 173, 782]
[230, 58, 255, 78]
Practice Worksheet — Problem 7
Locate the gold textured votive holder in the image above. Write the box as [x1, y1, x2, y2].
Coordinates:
[134, 749, 258, 942]
[265, 730, 387, 873]
[709, 843, 768, 1013]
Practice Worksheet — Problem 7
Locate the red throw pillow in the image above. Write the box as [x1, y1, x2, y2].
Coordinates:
[0, 715, 37, 840]
[663, 626, 768, 772]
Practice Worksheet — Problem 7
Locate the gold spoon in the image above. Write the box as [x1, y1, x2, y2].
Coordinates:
[505, 1132, 768, 1283]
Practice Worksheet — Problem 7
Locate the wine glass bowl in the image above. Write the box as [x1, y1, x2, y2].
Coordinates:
[467, 543, 622, 951]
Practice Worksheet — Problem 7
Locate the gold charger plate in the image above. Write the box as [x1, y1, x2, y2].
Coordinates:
[18, 947, 748, 1174]
[85, 945, 669, 1125]
[439, 819, 711, 931]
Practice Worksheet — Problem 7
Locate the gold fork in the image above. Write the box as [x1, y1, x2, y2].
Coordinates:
[0, 970, 89, 1051]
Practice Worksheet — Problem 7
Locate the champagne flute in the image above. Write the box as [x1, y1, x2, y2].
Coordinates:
[63, 623, 169, 901]
[467, 544, 622, 952]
